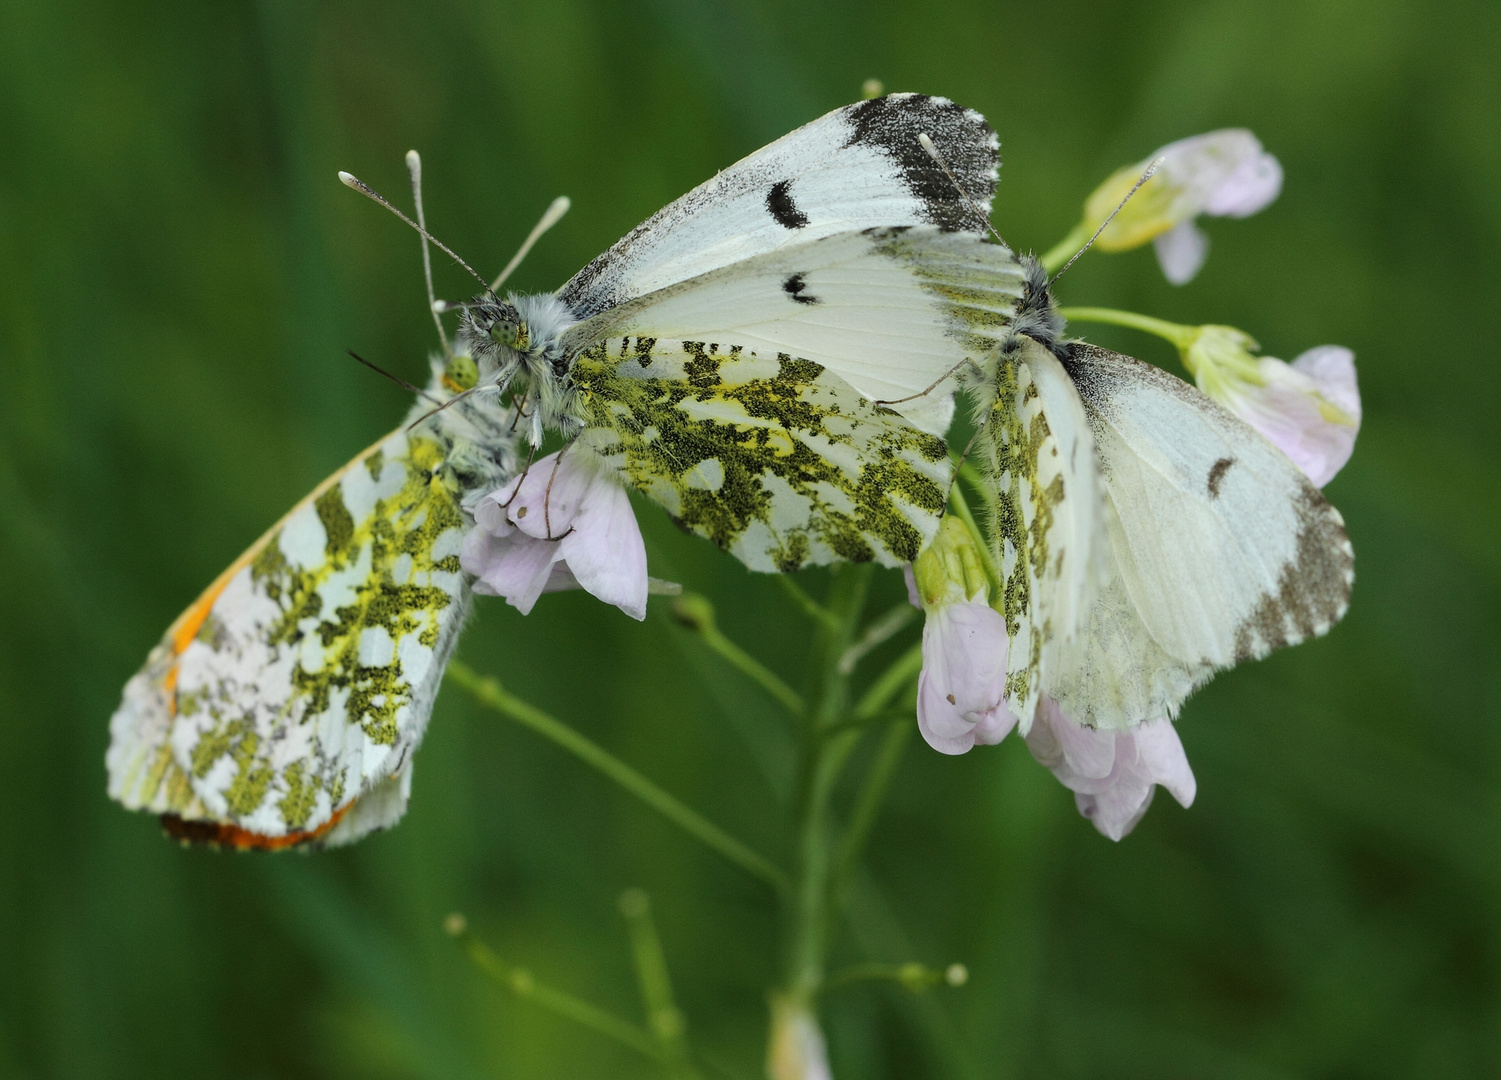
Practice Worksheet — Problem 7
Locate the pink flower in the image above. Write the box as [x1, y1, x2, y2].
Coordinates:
[906, 520, 1016, 756]
[1024, 698, 1196, 841]
[460, 447, 649, 620]
[1083, 129, 1283, 285]
[1184, 327, 1361, 487]
[1220, 346, 1361, 487]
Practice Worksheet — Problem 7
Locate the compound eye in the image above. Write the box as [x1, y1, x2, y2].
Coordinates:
[489, 319, 520, 347]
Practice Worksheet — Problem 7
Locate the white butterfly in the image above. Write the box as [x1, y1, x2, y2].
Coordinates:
[107, 94, 1029, 848]
[965, 267, 1353, 733]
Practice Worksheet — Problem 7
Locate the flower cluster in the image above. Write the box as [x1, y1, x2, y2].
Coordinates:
[904, 519, 1196, 840]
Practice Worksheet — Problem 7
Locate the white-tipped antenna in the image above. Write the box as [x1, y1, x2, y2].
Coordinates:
[404, 150, 453, 359]
[490, 196, 571, 292]
[917, 132, 1008, 248]
[338, 170, 491, 293]
[1049, 156, 1164, 287]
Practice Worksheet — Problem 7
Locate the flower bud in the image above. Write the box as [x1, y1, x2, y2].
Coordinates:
[767, 995, 832, 1080]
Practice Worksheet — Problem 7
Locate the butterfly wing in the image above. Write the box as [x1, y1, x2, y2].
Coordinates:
[1047, 343, 1355, 729]
[975, 335, 1108, 729]
[559, 93, 998, 321]
[107, 412, 512, 848]
[563, 225, 1026, 437]
[570, 337, 951, 571]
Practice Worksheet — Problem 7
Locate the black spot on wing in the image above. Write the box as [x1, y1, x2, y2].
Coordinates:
[1207, 457, 1234, 498]
[766, 180, 809, 229]
[782, 273, 820, 305]
[843, 93, 999, 232]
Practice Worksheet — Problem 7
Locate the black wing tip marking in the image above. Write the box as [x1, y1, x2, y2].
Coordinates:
[843, 93, 999, 232]
[766, 179, 810, 229]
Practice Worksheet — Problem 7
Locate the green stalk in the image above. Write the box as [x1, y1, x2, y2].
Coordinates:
[448, 660, 789, 893]
[1039, 220, 1093, 274]
[672, 593, 806, 717]
[454, 924, 663, 1060]
[619, 890, 701, 1079]
[1058, 305, 1196, 349]
[782, 564, 872, 1005]
[828, 718, 913, 916]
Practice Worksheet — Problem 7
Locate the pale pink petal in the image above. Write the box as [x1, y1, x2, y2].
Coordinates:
[1158, 129, 1279, 219]
[1203, 147, 1283, 217]
[903, 563, 922, 610]
[1075, 785, 1156, 842]
[1025, 701, 1196, 841]
[1153, 221, 1210, 285]
[556, 475, 649, 621]
[1226, 351, 1360, 487]
[460, 527, 561, 615]
[1293, 345, 1362, 423]
[1132, 719, 1197, 808]
[915, 602, 1013, 755]
[504, 451, 594, 541]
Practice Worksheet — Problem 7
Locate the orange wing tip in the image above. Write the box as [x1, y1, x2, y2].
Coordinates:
[161, 801, 354, 851]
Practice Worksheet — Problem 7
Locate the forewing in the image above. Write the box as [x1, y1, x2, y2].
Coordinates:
[559, 93, 998, 319]
[107, 425, 488, 847]
[976, 336, 1107, 729]
[1050, 343, 1354, 727]
[563, 226, 1026, 436]
[570, 337, 952, 572]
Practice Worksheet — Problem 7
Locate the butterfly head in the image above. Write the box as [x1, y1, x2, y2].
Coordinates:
[1005, 255, 1068, 358]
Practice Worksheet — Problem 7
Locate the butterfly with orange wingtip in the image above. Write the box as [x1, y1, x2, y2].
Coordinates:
[107, 94, 1033, 847]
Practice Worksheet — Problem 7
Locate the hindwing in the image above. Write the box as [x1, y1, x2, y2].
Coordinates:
[975, 335, 1107, 729]
[570, 336, 952, 572]
[107, 405, 514, 847]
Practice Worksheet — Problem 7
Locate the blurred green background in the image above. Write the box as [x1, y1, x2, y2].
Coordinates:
[2, 0, 1499, 1076]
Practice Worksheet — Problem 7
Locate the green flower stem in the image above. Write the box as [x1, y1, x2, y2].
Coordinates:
[853, 641, 923, 721]
[947, 474, 1003, 600]
[447, 660, 789, 893]
[784, 564, 872, 1006]
[1059, 305, 1196, 350]
[672, 593, 807, 717]
[823, 961, 958, 994]
[619, 890, 701, 1080]
[838, 602, 917, 675]
[828, 717, 914, 916]
[777, 574, 841, 632]
[1039, 220, 1093, 274]
[454, 925, 664, 1060]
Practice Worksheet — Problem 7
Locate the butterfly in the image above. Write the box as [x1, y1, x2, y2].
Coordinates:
[962, 263, 1354, 733]
[107, 93, 1032, 848]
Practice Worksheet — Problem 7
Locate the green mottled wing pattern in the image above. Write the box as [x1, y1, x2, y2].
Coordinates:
[570, 336, 953, 572]
[106, 415, 512, 845]
[975, 336, 1107, 730]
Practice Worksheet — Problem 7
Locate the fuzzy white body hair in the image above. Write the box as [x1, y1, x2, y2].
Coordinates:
[458, 290, 582, 446]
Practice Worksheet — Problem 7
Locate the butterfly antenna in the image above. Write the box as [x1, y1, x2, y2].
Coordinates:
[1049, 156, 1164, 287]
[404, 380, 500, 432]
[874, 355, 981, 406]
[490, 196, 571, 292]
[347, 350, 443, 406]
[917, 132, 1008, 248]
[338, 171, 492, 294]
[404, 151, 453, 359]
